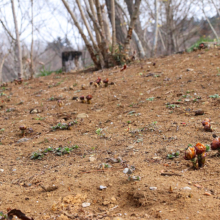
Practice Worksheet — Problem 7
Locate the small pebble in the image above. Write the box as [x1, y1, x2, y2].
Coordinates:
[182, 187, 191, 190]
[82, 202, 90, 208]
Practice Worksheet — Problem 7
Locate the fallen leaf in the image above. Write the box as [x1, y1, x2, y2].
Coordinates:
[204, 192, 212, 196]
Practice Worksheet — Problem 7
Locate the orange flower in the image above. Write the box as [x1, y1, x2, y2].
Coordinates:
[184, 147, 196, 160]
[195, 143, 206, 155]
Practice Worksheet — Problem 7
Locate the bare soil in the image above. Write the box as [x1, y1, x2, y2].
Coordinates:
[1, 49, 220, 220]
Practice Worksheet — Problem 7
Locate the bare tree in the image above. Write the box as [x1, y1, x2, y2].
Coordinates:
[100, 4, 112, 47]
[115, 0, 145, 58]
[61, 0, 101, 68]
[61, 0, 142, 68]
[111, 0, 116, 55]
[201, 0, 219, 41]
[76, 0, 104, 67]
[0, 53, 9, 84]
[152, 0, 158, 56]
[30, 0, 34, 78]
[123, 0, 142, 60]
[11, 0, 23, 78]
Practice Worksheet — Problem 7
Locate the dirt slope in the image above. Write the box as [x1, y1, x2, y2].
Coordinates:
[1, 49, 220, 220]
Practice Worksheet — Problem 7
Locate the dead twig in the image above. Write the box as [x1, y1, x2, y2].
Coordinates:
[161, 172, 182, 176]
[80, 168, 124, 174]
[192, 177, 220, 183]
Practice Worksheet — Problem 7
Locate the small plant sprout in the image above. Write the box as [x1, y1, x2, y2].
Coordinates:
[31, 151, 43, 160]
[123, 167, 133, 181]
[120, 64, 127, 71]
[184, 143, 207, 169]
[57, 100, 63, 107]
[184, 146, 197, 168]
[95, 77, 101, 85]
[80, 95, 85, 103]
[86, 95, 92, 104]
[19, 125, 27, 137]
[81, 84, 86, 90]
[52, 121, 76, 131]
[211, 137, 220, 155]
[14, 77, 23, 85]
[57, 100, 64, 113]
[166, 104, 179, 109]
[96, 128, 102, 136]
[103, 78, 109, 87]
[0, 211, 7, 218]
[67, 122, 73, 130]
[93, 82, 99, 88]
[195, 143, 207, 167]
[146, 97, 155, 101]
[202, 118, 212, 132]
[167, 151, 180, 159]
[209, 94, 219, 99]
[202, 118, 211, 126]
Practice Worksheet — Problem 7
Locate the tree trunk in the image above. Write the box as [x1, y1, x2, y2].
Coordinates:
[11, 0, 23, 78]
[76, 0, 104, 67]
[152, 0, 159, 56]
[164, 0, 176, 54]
[87, 0, 101, 47]
[111, 0, 116, 55]
[30, 0, 34, 79]
[115, 0, 145, 58]
[124, 0, 147, 55]
[0, 53, 9, 84]
[159, 28, 166, 50]
[123, 0, 142, 60]
[86, 9, 109, 67]
[95, 0, 104, 34]
[101, 5, 112, 47]
[105, 0, 127, 45]
[202, 9, 219, 42]
[61, 0, 100, 69]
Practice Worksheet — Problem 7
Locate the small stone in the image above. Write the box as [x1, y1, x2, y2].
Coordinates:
[195, 110, 204, 116]
[89, 156, 96, 162]
[17, 138, 30, 143]
[100, 185, 107, 190]
[127, 144, 135, 149]
[182, 187, 191, 190]
[149, 187, 157, 190]
[132, 176, 141, 181]
[111, 197, 116, 201]
[103, 200, 110, 206]
[30, 109, 38, 114]
[123, 168, 132, 174]
[76, 113, 88, 119]
[82, 202, 90, 207]
[0, 169, 4, 172]
[57, 214, 69, 220]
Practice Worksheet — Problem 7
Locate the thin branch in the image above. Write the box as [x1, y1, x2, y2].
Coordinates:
[61, 0, 100, 68]
[111, 0, 116, 55]
[0, 19, 15, 41]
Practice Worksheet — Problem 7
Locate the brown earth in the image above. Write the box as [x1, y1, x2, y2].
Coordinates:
[1, 49, 220, 220]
